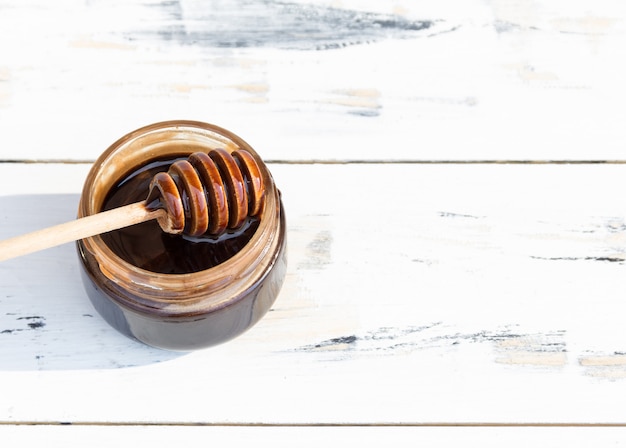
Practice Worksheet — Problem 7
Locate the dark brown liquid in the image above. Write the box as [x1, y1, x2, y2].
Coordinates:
[100, 158, 259, 274]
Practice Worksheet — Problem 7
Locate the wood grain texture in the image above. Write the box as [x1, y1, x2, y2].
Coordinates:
[0, 0, 624, 161]
[2, 163, 626, 426]
[1, 0, 626, 439]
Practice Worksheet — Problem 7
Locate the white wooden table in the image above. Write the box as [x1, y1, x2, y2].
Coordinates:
[1, 0, 626, 445]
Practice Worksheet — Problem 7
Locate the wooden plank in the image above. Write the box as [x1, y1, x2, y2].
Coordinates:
[0, 0, 624, 162]
[2, 425, 626, 447]
[2, 163, 626, 424]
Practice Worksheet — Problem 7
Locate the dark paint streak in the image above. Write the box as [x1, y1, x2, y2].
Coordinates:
[314, 335, 357, 348]
[1, 316, 46, 335]
[348, 109, 380, 118]
[493, 20, 523, 34]
[124, 0, 433, 50]
[473, 329, 567, 353]
[438, 211, 483, 219]
[531, 256, 625, 263]
[298, 323, 442, 353]
[411, 258, 434, 265]
[604, 223, 626, 233]
[296, 324, 567, 360]
[18, 316, 46, 329]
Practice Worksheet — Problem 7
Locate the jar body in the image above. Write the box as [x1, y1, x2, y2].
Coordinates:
[76, 121, 286, 351]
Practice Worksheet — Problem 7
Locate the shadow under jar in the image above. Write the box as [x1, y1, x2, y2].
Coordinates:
[77, 121, 287, 351]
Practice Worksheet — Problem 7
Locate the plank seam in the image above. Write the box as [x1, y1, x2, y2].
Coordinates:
[1, 422, 626, 427]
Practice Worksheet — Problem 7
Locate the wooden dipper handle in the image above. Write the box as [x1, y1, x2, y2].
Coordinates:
[0, 202, 164, 262]
[0, 149, 266, 263]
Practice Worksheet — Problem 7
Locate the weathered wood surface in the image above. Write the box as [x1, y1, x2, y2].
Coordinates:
[2, 163, 626, 427]
[3, 426, 626, 447]
[0, 0, 624, 162]
[1, 0, 626, 443]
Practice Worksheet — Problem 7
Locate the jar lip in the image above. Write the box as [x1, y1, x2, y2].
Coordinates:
[78, 120, 283, 315]
[108, 120, 253, 153]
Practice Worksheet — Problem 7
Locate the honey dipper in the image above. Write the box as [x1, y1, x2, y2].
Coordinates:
[0, 149, 265, 262]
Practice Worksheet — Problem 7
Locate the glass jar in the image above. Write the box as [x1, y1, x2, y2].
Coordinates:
[76, 121, 287, 351]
